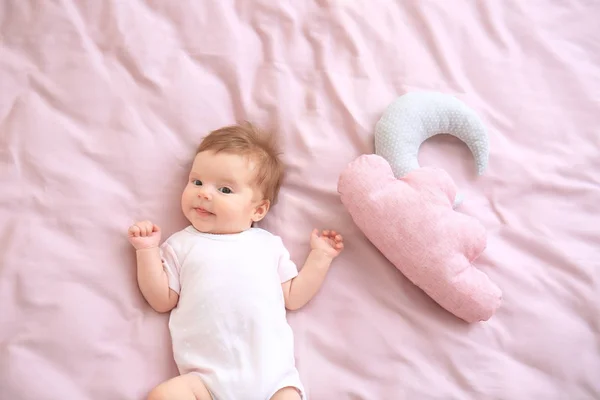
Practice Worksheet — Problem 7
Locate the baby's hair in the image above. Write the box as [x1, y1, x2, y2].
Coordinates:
[197, 122, 285, 205]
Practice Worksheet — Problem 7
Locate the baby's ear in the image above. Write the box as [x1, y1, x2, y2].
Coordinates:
[252, 199, 270, 222]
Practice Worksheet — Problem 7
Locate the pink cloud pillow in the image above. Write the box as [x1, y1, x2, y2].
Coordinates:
[338, 154, 502, 322]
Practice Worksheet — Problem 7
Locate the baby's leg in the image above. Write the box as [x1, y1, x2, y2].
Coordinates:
[270, 386, 302, 400]
[147, 373, 212, 400]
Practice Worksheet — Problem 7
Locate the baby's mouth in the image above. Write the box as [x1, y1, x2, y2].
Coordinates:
[194, 207, 214, 216]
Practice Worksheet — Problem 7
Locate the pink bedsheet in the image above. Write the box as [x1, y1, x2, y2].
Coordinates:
[1, 1, 599, 399]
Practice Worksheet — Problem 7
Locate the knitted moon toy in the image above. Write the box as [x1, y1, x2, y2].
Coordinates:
[374, 91, 489, 207]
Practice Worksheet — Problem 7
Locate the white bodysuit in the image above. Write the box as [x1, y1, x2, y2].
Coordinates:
[160, 225, 305, 400]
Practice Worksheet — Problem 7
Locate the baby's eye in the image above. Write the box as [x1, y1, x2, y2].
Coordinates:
[218, 187, 233, 194]
[192, 179, 202, 186]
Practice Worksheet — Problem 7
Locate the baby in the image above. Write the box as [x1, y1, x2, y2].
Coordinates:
[127, 123, 344, 400]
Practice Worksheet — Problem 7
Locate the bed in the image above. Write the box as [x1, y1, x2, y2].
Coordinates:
[1, 1, 599, 399]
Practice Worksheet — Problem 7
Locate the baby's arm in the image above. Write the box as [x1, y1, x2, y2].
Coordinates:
[128, 221, 179, 313]
[282, 229, 344, 310]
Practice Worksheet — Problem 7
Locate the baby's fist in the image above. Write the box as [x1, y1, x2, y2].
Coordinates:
[310, 229, 344, 259]
[128, 220, 161, 250]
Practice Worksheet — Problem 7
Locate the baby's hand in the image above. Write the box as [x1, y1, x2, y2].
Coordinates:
[128, 220, 161, 250]
[310, 229, 344, 259]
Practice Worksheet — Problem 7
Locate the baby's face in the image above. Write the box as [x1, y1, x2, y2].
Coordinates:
[181, 150, 269, 234]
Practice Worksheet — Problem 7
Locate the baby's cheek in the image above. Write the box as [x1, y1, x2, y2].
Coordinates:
[182, 188, 194, 203]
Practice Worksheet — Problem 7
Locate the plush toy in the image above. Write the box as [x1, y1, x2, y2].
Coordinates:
[338, 155, 502, 322]
[338, 91, 501, 323]
[374, 91, 489, 207]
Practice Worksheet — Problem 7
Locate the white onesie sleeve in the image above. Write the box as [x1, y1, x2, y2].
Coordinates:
[275, 236, 299, 283]
[160, 241, 181, 294]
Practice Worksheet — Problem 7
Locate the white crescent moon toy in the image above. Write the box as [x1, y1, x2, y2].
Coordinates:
[374, 91, 489, 206]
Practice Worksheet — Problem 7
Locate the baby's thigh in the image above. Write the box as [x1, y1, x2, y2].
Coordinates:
[270, 386, 302, 400]
[147, 373, 212, 400]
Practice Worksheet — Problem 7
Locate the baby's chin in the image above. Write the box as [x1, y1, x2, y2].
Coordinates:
[188, 219, 213, 234]
[189, 219, 249, 235]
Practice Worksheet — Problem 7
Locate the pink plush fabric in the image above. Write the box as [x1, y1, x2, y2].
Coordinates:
[338, 154, 502, 323]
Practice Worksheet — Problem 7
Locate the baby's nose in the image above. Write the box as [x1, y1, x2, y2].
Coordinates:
[198, 191, 210, 199]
